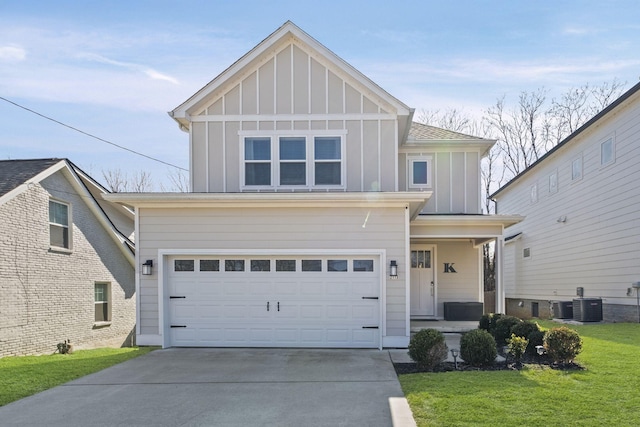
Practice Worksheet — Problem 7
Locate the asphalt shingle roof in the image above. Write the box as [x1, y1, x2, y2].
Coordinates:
[408, 122, 485, 141]
[0, 158, 63, 197]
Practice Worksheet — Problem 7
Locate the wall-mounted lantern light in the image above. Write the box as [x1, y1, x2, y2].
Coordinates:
[142, 259, 153, 275]
[389, 260, 398, 279]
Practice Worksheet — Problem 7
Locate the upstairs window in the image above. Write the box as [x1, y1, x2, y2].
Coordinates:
[600, 137, 615, 167]
[408, 157, 432, 188]
[279, 137, 306, 185]
[49, 200, 70, 249]
[242, 133, 343, 189]
[314, 137, 342, 186]
[571, 156, 583, 181]
[244, 137, 271, 186]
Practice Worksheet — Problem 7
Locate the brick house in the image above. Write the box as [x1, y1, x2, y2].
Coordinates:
[0, 158, 136, 356]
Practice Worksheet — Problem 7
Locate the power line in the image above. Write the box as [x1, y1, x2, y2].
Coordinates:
[0, 96, 188, 171]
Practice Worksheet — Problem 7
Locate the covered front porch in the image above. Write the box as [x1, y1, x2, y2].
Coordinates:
[408, 214, 523, 321]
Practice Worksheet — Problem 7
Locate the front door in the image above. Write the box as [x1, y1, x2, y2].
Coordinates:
[410, 246, 435, 317]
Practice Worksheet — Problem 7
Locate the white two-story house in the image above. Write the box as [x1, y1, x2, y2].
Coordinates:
[491, 81, 640, 323]
[106, 21, 521, 349]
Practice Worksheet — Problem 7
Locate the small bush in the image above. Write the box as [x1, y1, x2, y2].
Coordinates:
[544, 327, 583, 364]
[511, 320, 544, 355]
[478, 313, 503, 336]
[507, 334, 528, 364]
[460, 329, 497, 367]
[494, 316, 523, 346]
[408, 329, 449, 371]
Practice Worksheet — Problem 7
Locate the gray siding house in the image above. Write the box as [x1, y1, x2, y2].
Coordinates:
[106, 22, 521, 349]
[492, 82, 640, 322]
[0, 159, 136, 356]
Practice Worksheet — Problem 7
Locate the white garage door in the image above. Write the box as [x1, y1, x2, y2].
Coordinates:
[167, 255, 381, 348]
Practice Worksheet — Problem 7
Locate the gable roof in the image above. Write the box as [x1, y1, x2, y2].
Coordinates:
[491, 80, 640, 199]
[0, 158, 63, 197]
[0, 158, 135, 264]
[169, 21, 413, 130]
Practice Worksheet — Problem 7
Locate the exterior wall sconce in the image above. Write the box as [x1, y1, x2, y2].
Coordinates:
[142, 259, 153, 275]
[389, 260, 398, 279]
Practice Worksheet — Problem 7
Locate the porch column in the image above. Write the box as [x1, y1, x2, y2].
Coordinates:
[495, 236, 505, 313]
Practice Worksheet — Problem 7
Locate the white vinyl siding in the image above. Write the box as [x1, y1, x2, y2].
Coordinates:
[496, 95, 640, 305]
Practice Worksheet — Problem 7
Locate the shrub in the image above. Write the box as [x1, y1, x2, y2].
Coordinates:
[494, 316, 523, 346]
[460, 329, 497, 367]
[408, 329, 449, 371]
[506, 334, 528, 364]
[511, 320, 544, 355]
[544, 327, 583, 364]
[478, 313, 503, 336]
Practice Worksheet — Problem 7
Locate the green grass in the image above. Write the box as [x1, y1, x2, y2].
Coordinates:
[0, 347, 154, 406]
[400, 321, 640, 427]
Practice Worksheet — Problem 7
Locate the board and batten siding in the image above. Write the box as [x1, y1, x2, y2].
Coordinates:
[496, 95, 640, 306]
[399, 151, 481, 214]
[137, 206, 408, 337]
[188, 40, 400, 194]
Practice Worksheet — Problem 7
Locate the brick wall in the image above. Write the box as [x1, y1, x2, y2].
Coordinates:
[0, 172, 135, 357]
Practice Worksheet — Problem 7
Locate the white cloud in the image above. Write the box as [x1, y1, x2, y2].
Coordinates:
[0, 45, 26, 61]
[80, 53, 180, 85]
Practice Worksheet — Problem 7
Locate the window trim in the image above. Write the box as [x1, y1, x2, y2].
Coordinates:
[49, 199, 72, 251]
[239, 130, 346, 191]
[571, 155, 583, 182]
[408, 156, 433, 189]
[548, 170, 558, 194]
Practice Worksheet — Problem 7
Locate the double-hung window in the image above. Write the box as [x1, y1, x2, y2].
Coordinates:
[279, 137, 306, 186]
[49, 199, 70, 249]
[95, 282, 110, 323]
[314, 136, 341, 186]
[242, 133, 343, 189]
[244, 137, 271, 186]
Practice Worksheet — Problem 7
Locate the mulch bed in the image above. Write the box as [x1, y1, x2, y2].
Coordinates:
[394, 354, 583, 375]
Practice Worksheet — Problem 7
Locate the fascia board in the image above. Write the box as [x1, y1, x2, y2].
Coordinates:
[412, 214, 524, 229]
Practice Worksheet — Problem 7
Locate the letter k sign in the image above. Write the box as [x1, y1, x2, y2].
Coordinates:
[443, 263, 457, 273]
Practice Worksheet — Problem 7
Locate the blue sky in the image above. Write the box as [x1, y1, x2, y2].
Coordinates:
[2, 0, 639, 189]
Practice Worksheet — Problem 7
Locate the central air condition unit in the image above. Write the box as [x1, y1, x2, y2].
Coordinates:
[553, 301, 573, 319]
[573, 298, 603, 322]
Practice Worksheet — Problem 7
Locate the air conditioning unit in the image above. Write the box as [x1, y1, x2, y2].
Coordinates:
[552, 301, 573, 319]
[573, 298, 603, 322]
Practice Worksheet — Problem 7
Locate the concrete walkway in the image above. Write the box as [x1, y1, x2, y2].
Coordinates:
[0, 348, 416, 427]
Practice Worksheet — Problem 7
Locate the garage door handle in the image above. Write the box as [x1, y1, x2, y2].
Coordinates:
[170, 296, 186, 299]
[362, 296, 379, 300]
[362, 326, 379, 329]
[267, 302, 270, 311]
[171, 325, 187, 328]
[277, 302, 280, 312]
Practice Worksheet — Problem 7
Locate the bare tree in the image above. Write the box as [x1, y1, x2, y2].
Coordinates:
[102, 168, 154, 192]
[417, 108, 472, 133]
[161, 168, 190, 192]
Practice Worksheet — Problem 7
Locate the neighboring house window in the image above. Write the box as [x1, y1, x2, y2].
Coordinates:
[244, 137, 272, 186]
[523, 248, 531, 259]
[549, 171, 558, 194]
[49, 200, 70, 249]
[408, 157, 432, 188]
[95, 282, 111, 323]
[242, 133, 344, 189]
[529, 184, 538, 204]
[600, 137, 615, 166]
[314, 137, 342, 186]
[572, 156, 583, 181]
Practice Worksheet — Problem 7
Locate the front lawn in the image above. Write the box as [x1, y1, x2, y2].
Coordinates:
[0, 347, 154, 406]
[400, 321, 640, 427]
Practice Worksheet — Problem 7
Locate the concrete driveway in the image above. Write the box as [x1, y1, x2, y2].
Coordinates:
[0, 348, 416, 426]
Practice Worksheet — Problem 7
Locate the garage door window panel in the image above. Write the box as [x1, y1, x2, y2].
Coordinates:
[328, 259, 347, 272]
[276, 260, 296, 272]
[225, 260, 245, 272]
[251, 260, 271, 272]
[200, 260, 220, 272]
[353, 260, 374, 272]
[302, 260, 322, 272]
[175, 260, 195, 272]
